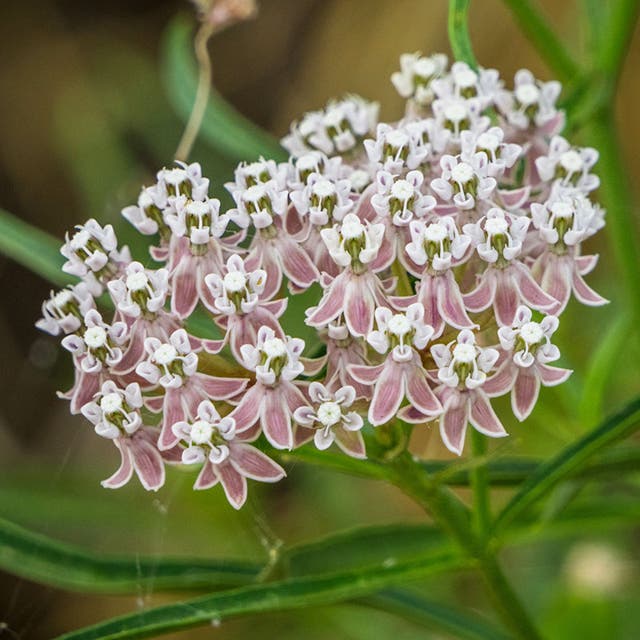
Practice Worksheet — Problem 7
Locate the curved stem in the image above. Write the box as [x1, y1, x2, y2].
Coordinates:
[448, 0, 478, 68]
[174, 21, 216, 161]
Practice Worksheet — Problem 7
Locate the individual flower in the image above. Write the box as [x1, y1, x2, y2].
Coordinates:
[290, 172, 354, 227]
[427, 330, 507, 455]
[391, 52, 448, 106]
[350, 304, 441, 425]
[431, 61, 500, 108]
[364, 123, 430, 173]
[157, 161, 210, 200]
[36, 283, 95, 336]
[136, 329, 248, 450]
[80, 380, 166, 491]
[121, 183, 170, 239]
[485, 306, 572, 420]
[294, 383, 365, 457]
[370, 170, 436, 226]
[535, 136, 599, 192]
[172, 400, 284, 508]
[460, 128, 522, 178]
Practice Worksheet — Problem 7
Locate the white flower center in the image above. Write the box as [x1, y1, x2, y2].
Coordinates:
[244, 161, 267, 178]
[520, 321, 544, 345]
[391, 179, 414, 201]
[451, 162, 474, 183]
[191, 420, 213, 445]
[455, 68, 477, 88]
[317, 401, 342, 427]
[477, 131, 500, 151]
[154, 344, 178, 365]
[560, 150, 583, 173]
[70, 230, 91, 250]
[164, 168, 187, 186]
[424, 222, 448, 243]
[297, 153, 321, 172]
[126, 271, 149, 292]
[84, 326, 107, 348]
[53, 289, 74, 307]
[387, 314, 412, 337]
[312, 178, 336, 199]
[551, 201, 574, 219]
[323, 108, 345, 128]
[341, 215, 365, 240]
[453, 342, 476, 364]
[444, 101, 467, 123]
[515, 83, 540, 106]
[414, 58, 437, 78]
[385, 129, 409, 149]
[243, 184, 267, 203]
[185, 200, 210, 217]
[349, 169, 370, 191]
[262, 337, 287, 359]
[223, 271, 247, 293]
[485, 216, 509, 236]
[100, 392, 123, 414]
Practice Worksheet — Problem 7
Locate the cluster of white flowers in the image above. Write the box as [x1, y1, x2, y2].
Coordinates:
[38, 52, 607, 506]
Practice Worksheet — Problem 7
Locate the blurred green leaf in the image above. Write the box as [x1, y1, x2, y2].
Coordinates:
[361, 589, 511, 640]
[493, 395, 640, 534]
[55, 550, 461, 640]
[161, 16, 287, 162]
[0, 208, 69, 286]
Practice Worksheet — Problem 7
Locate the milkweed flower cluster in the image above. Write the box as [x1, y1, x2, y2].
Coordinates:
[38, 53, 606, 508]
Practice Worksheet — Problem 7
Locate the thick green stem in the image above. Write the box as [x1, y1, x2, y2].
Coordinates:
[389, 453, 543, 640]
[501, 0, 580, 82]
[448, 0, 478, 68]
[470, 430, 491, 539]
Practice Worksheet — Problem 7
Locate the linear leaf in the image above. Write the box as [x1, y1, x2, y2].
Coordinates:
[161, 16, 286, 162]
[361, 589, 510, 640]
[0, 516, 259, 593]
[0, 208, 69, 286]
[493, 395, 640, 534]
[55, 551, 462, 639]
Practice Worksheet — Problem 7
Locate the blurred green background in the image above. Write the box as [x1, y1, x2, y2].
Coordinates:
[0, 1, 639, 638]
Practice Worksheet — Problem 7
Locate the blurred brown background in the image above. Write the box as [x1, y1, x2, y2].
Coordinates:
[1, 1, 639, 638]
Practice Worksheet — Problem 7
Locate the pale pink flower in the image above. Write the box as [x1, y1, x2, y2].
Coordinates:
[294, 383, 365, 458]
[290, 172, 354, 227]
[427, 330, 507, 455]
[285, 152, 344, 190]
[432, 96, 490, 142]
[136, 329, 248, 450]
[225, 157, 287, 193]
[535, 136, 599, 192]
[158, 162, 210, 200]
[431, 61, 500, 108]
[364, 123, 430, 173]
[460, 128, 522, 178]
[81, 380, 166, 491]
[122, 183, 170, 239]
[391, 52, 448, 106]
[485, 306, 572, 420]
[229, 327, 310, 450]
[203, 254, 287, 360]
[36, 283, 95, 336]
[172, 400, 284, 508]
[350, 304, 441, 425]
[463, 208, 556, 326]
[371, 170, 436, 225]
[431, 154, 497, 210]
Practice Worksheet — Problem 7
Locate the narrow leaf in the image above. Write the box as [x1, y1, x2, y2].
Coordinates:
[493, 396, 640, 534]
[161, 16, 286, 162]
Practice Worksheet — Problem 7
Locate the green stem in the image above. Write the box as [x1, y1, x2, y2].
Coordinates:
[470, 430, 491, 539]
[448, 0, 478, 68]
[389, 453, 543, 640]
[501, 0, 580, 82]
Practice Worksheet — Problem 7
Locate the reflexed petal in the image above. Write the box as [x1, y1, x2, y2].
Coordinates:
[101, 440, 134, 489]
[280, 239, 319, 287]
[229, 384, 263, 432]
[229, 443, 285, 482]
[469, 392, 508, 437]
[540, 256, 572, 313]
[405, 366, 442, 416]
[171, 259, 199, 319]
[437, 271, 476, 330]
[159, 389, 184, 450]
[538, 363, 573, 386]
[463, 274, 495, 312]
[345, 278, 375, 337]
[130, 436, 165, 491]
[512, 368, 540, 421]
[196, 374, 248, 400]
[348, 363, 385, 385]
[572, 271, 608, 306]
[306, 273, 347, 327]
[369, 361, 404, 426]
[261, 388, 293, 449]
[194, 460, 219, 490]
[516, 264, 556, 311]
[216, 463, 248, 509]
[334, 427, 367, 459]
[493, 272, 520, 327]
[440, 395, 469, 455]
[484, 361, 517, 397]
[112, 325, 146, 374]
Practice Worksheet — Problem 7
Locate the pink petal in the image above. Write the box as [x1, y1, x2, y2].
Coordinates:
[280, 238, 319, 287]
[493, 272, 520, 327]
[575, 254, 598, 275]
[281, 381, 309, 413]
[254, 245, 282, 300]
[511, 368, 540, 422]
[440, 394, 469, 455]
[538, 363, 572, 386]
[437, 271, 476, 330]
[484, 361, 517, 397]
[415, 277, 445, 337]
[229, 443, 285, 482]
[196, 374, 248, 400]
[498, 186, 530, 209]
[301, 356, 327, 377]
[194, 461, 219, 490]
[541, 256, 572, 314]
[334, 428, 367, 459]
[515, 263, 556, 311]
[159, 388, 183, 450]
[145, 394, 165, 413]
[229, 384, 263, 432]
[216, 463, 248, 509]
[306, 272, 347, 327]
[203, 338, 226, 354]
[130, 436, 165, 491]
[369, 361, 405, 426]
[70, 371, 100, 415]
[469, 392, 508, 437]
[345, 277, 375, 337]
[111, 324, 147, 374]
[261, 387, 293, 449]
[463, 273, 495, 313]
[101, 440, 134, 489]
[405, 366, 442, 416]
[171, 258, 199, 319]
[572, 271, 608, 306]
[348, 363, 385, 385]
